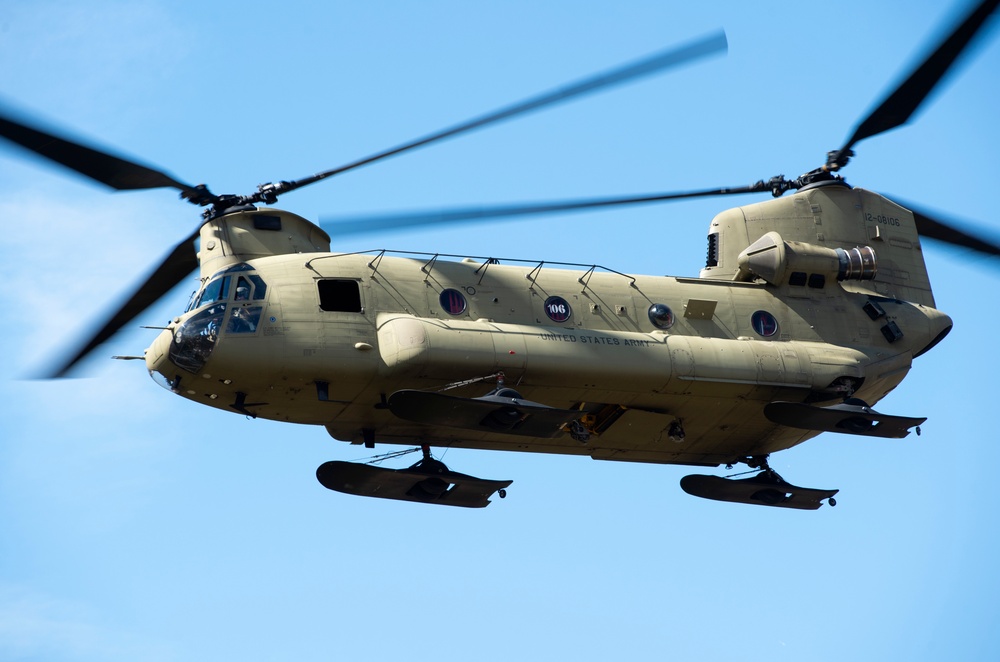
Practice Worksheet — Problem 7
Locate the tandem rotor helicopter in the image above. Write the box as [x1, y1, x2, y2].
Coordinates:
[3, 0, 999, 510]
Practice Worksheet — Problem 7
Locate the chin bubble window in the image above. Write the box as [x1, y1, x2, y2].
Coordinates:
[751, 310, 779, 337]
[439, 288, 468, 315]
[648, 303, 675, 329]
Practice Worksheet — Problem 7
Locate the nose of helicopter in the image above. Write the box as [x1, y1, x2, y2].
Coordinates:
[145, 327, 177, 389]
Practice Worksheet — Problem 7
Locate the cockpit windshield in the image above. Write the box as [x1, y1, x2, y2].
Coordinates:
[186, 264, 267, 313]
[170, 302, 227, 373]
[172, 264, 269, 372]
[198, 276, 230, 309]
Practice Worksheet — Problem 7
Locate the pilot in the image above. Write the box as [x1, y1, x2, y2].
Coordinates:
[227, 306, 257, 333]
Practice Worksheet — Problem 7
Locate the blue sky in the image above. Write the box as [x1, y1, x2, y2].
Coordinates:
[1, 1, 998, 660]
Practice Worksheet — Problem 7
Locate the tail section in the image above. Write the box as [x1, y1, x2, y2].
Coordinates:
[700, 181, 935, 307]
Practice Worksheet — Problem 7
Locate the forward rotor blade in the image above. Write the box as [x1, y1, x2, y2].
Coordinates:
[48, 227, 201, 378]
[282, 31, 728, 196]
[898, 199, 1000, 258]
[837, 0, 1000, 157]
[0, 108, 212, 202]
[321, 184, 760, 237]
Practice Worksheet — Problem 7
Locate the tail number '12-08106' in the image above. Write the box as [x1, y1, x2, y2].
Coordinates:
[866, 212, 900, 226]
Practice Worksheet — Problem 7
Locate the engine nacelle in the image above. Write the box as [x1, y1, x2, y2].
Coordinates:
[735, 231, 877, 285]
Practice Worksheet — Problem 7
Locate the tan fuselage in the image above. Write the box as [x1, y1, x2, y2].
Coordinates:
[145, 196, 951, 467]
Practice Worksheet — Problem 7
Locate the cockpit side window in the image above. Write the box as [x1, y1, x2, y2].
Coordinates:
[248, 274, 267, 300]
[235, 277, 251, 301]
[234, 274, 267, 301]
[226, 306, 263, 334]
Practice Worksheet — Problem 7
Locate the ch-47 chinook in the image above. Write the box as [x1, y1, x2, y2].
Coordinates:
[3, 0, 999, 511]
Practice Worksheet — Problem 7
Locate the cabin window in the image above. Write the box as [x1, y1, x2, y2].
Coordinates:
[648, 303, 675, 330]
[439, 288, 467, 316]
[544, 296, 572, 323]
[751, 310, 779, 337]
[318, 280, 363, 312]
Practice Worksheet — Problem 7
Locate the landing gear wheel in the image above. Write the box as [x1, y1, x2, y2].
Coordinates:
[828, 497, 837, 507]
[498, 488, 507, 499]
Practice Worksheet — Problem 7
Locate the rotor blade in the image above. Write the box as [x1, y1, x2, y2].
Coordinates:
[321, 184, 761, 237]
[897, 199, 1000, 259]
[281, 31, 728, 196]
[838, 0, 1000, 156]
[0, 107, 213, 203]
[47, 227, 201, 378]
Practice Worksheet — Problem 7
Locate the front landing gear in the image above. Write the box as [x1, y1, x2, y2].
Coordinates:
[316, 446, 512, 508]
[680, 456, 838, 510]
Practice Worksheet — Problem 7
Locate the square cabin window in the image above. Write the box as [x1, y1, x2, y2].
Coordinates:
[318, 279, 362, 312]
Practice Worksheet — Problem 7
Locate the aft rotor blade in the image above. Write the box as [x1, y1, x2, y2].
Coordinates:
[321, 184, 761, 237]
[0, 108, 214, 203]
[281, 31, 728, 195]
[837, 0, 1000, 158]
[898, 199, 1000, 258]
[48, 228, 201, 378]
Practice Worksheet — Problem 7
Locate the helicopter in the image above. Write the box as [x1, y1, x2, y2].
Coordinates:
[2, 0, 998, 511]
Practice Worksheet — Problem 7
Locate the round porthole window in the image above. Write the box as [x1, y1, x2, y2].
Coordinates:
[648, 303, 675, 329]
[439, 288, 467, 315]
[751, 310, 779, 337]
[544, 296, 572, 323]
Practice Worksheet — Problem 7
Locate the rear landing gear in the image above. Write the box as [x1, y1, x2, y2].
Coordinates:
[680, 455, 839, 510]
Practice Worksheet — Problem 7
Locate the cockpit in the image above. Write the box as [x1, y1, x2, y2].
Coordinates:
[184, 262, 267, 312]
[168, 263, 268, 375]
